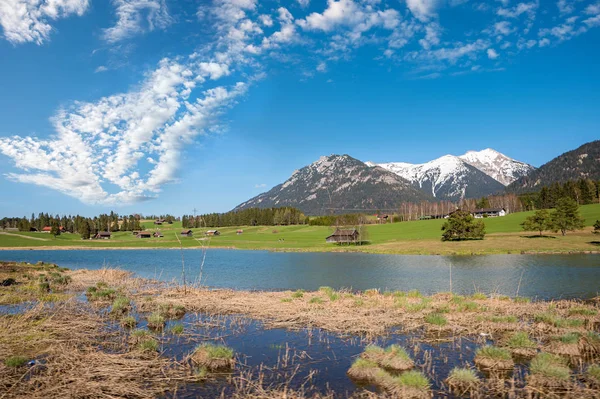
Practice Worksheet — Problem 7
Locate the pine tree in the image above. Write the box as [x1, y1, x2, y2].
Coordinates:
[81, 222, 91, 239]
[50, 220, 61, 237]
[593, 220, 600, 234]
[550, 197, 585, 236]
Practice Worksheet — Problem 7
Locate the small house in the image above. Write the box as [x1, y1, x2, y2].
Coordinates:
[206, 230, 220, 236]
[137, 232, 152, 238]
[236, 229, 243, 235]
[472, 208, 507, 218]
[93, 232, 111, 239]
[181, 230, 193, 237]
[29, 227, 38, 232]
[326, 228, 359, 244]
[376, 214, 389, 224]
[153, 231, 164, 238]
[132, 231, 140, 235]
[42, 226, 52, 233]
[154, 219, 164, 225]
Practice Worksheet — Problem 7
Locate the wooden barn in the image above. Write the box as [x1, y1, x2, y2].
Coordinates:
[206, 230, 221, 236]
[326, 229, 359, 244]
[93, 232, 111, 240]
[153, 231, 164, 238]
[136, 232, 152, 238]
[180, 230, 193, 237]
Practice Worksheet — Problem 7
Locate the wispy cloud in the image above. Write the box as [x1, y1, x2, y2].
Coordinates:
[103, 0, 172, 43]
[254, 183, 267, 188]
[0, 0, 89, 45]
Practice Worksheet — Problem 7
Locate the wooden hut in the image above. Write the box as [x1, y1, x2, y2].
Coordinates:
[325, 229, 359, 244]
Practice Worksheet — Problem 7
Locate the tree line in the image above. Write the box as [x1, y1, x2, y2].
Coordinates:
[0, 212, 144, 239]
[182, 207, 308, 228]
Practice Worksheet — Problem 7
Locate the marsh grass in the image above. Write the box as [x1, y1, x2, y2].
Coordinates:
[291, 290, 304, 299]
[558, 332, 581, 345]
[394, 370, 430, 391]
[4, 355, 28, 367]
[169, 323, 184, 335]
[281, 298, 292, 303]
[514, 297, 531, 304]
[471, 292, 487, 300]
[529, 353, 570, 381]
[534, 312, 584, 328]
[137, 338, 159, 352]
[446, 367, 480, 395]
[506, 332, 537, 349]
[586, 364, 600, 387]
[121, 316, 137, 328]
[347, 357, 379, 381]
[309, 297, 323, 304]
[425, 313, 447, 326]
[568, 307, 597, 317]
[191, 343, 235, 370]
[147, 312, 166, 330]
[361, 345, 414, 371]
[110, 296, 131, 316]
[475, 346, 514, 371]
[459, 301, 480, 312]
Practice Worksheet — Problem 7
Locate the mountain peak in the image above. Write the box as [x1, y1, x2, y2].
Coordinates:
[458, 149, 535, 186]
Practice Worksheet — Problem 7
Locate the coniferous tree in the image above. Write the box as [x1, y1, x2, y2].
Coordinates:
[593, 220, 600, 235]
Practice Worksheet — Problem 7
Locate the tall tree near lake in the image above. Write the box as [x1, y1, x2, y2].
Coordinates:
[593, 220, 600, 234]
[50, 220, 60, 237]
[550, 197, 585, 236]
[441, 210, 485, 241]
[521, 209, 552, 237]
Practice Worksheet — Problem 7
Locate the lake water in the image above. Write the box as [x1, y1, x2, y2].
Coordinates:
[1, 249, 599, 299]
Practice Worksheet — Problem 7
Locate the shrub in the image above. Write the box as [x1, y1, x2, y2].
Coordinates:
[529, 353, 570, 380]
[291, 290, 304, 299]
[5, 355, 28, 367]
[425, 313, 447, 326]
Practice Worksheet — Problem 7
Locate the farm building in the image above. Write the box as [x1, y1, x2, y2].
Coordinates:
[376, 214, 389, 224]
[153, 231, 164, 238]
[181, 230, 193, 237]
[93, 232, 111, 239]
[472, 208, 507, 218]
[326, 228, 359, 244]
[236, 230, 243, 235]
[41, 226, 52, 232]
[206, 230, 221, 236]
[136, 232, 152, 238]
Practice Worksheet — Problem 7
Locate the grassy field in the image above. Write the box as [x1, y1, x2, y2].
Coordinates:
[1, 204, 599, 255]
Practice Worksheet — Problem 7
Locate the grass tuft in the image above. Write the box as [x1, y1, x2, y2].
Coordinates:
[309, 297, 323, 304]
[395, 370, 430, 390]
[147, 312, 165, 330]
[425, 313, 447, 326]
[5, 355, 28, 367]
[169, 323, 184, 335]
[529, 353, 570, 381]
[476, 346, 512, 361]
[121, 316, 137, 328]
[291, 290, 304, 299]
[506, 332, 537, 349]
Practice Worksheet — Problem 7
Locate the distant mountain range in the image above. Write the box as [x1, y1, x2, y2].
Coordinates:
[234, 141, 599, 215]
[508, 140, 600, 192]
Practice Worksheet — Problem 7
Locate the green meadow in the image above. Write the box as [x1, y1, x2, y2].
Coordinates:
[1, 204, 599, 255]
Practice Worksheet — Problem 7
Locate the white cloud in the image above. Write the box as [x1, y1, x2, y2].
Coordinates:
[406, 0, 440, 21]
[557, 0, 575, 15]
[95, 66, 109, 73]
[487, 48, 499, 59]
[494, 21, 513, 35]
[316, 61, 327, 72]
[297, 0, 310, 7]
[497, 2, 538, 19]
[254, 183, 267, 188]
[103, 0, 172, 43]
[0, 0, 89, 45]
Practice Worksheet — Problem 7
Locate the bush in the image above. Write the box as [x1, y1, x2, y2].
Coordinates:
[441, 210, 485, 241]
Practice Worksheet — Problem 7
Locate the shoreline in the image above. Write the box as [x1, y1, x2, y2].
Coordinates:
[0, 244, 599, 256]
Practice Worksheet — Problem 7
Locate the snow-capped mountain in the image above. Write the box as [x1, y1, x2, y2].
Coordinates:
[459, 148, 535, 186]
[372, 155, 505, 201]
[234, 155, 433, 215]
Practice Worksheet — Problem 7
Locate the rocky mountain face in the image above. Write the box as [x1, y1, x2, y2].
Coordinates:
[371, 155, 505, 201]
[508, 140, 600, 192]
[234, 155, 434, 215]
[459, 148, 535, 186]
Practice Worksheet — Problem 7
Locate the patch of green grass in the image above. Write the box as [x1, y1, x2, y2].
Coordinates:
[195, 343, 234, 359]
[447, 367, 480, 384]
[393, 291, 407, 298]
[309, 297, 323, 304]
[354, 299, 364, 307]
[406, 301, 428, 313]
[131, 329, 151, 338]
[147, 312, 165, 330]
[4, 355, 28, 367]
[291, 290, 304, 299]
[281, 298, 292, 303]
[110, 296, 130, 315]
[121, 316, 137, 328]
[587, 364, 600, 380]
[558, 332, 580, 345]
[169, 323, 184, 335]
[407, 289, 422, 298]
[328, 293, 339, 301]
[534, 312, 584, 328]
[506, 332, 537, 349]
[514, 296, 531, 303]
[425, 313, 447, 326]
[436, 305, 451, 314]
[50, 274, 71, 285]
[384, 344, 411, 361]
[138, 338, 159, 352]
[476, 346, 512, 361]
[351, 357, 378, 369]
[196, 366, 209, 379]
[529, 353, 570, 380]
[471, 292, 487, 300]
[38, 282, 50, 292]
[450, 295, 465, 305]
[395, 370, 430, 390]
[459, 301, 480, 312]
[319, 286, 334, 295]
[487, 315, 518, 323]
[568, 307, 597, 317]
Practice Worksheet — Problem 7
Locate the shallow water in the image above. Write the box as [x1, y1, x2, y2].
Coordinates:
[2, 250, 600, 299]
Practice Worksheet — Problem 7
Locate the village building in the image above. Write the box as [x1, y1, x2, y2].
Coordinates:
[326, 228, 360, 244]
[206, 230, 221, 236]
[181, 230, 193, 237]
[236, 229, 243, 235]
[376, 214, 389, 224]
[41, 226, 52, 232]
[472, 208, 507, 218]
[153, 231, 164, 238]
[93, 232, 111, 239]
[136, 232, 152, 238]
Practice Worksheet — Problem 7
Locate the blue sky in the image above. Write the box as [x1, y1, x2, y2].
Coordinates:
[0, 0, 599, 217]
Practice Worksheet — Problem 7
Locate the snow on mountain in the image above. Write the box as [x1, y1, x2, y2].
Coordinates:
[372, 154, 505, 201]
[235, 154, 433, 215]
[459, 148, 535, 186]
